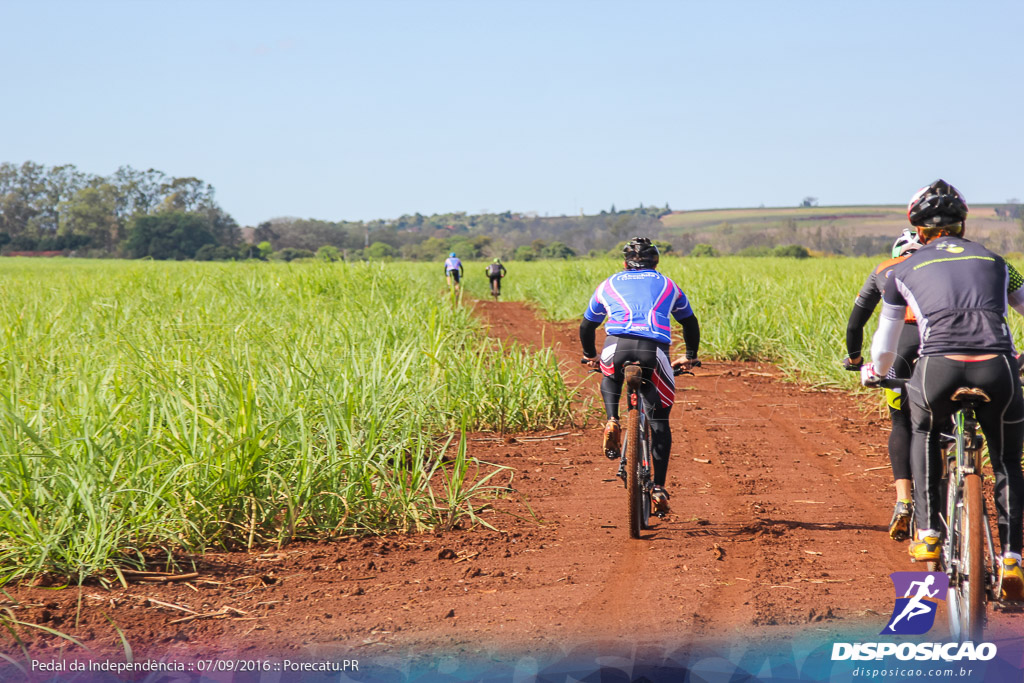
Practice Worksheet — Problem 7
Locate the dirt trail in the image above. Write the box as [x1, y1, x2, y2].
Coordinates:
[4, 299, 1023, 670]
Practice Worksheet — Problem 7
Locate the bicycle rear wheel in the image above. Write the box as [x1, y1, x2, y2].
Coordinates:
[958, 474, 986, 642]
[624, 366, 643, 539]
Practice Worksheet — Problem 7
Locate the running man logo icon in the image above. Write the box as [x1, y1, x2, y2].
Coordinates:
[882, 572, 949, 635]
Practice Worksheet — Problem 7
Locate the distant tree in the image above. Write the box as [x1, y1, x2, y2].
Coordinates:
[689, 243, 720, 258]
[365, 241, 395, 259]
[59, 183, 121, 251]
[772, 244, 810, 258]
[195, 244, 243, 261]
[513, 244, 536, 261]
[272, 247, 315, 261]
[800, 196, 818, 208]
[735, 246, 773, 257]
[125, 212, 216, 260]
[156, 177, 215, 214]
[540, 240, 576, 259]
[257, 241, 273, 259]
[111, 166, 166, 218]
[316, 245, 341, 261]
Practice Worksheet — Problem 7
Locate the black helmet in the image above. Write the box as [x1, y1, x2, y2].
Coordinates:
[907, 179, 968, 228]
[622, 236, 660, 270]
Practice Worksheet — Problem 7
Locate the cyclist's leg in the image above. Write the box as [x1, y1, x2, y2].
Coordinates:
[644, 345, 675, 486]
[889, 401, 913, 486]
[906, 355, 960, 538]
[599, 335, 625, 420]
[890, 326, 919, 503]
[969, 355, 1024, 558]
[887, 398, 914, 540]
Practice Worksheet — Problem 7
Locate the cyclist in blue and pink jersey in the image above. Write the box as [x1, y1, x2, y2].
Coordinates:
[444, 252, 464, 291]
[580, 236, 700, 513]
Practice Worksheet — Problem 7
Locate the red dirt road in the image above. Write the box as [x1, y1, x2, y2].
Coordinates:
[4, 300, 1023, 673]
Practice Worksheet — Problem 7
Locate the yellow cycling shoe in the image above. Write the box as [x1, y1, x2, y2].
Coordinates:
[909, 536, 941, 563]
[1001, 558, 1024, 602]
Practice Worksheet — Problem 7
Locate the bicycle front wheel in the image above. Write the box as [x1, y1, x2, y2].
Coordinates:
[958, 473, 986, 642]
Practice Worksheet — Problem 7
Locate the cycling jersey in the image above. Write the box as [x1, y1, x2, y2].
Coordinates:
[444, 257, 463, 274]
[583, 269, 694, 345]
[873, 237, 1024, 365]
[853, 255, 918, 324]
[486, 263, 506, 278]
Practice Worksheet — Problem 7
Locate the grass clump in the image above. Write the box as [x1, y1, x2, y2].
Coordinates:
[0, 260, 573, 584]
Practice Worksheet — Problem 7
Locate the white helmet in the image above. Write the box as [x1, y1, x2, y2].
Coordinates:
[891, 229, 921, 258]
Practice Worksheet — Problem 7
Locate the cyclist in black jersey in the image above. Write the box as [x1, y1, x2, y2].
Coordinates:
[844, 229, 921, 541]
[862, 180, 1024, 600]
[485, 258, 507, 296]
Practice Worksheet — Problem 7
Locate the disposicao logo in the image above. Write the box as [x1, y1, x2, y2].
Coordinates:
[831, 572, 998, 663]
[882, 571, 947, 635]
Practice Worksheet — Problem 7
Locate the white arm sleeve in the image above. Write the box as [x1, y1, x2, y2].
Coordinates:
[870, 302, 906, 377]
[1009, 286, 1024, 317]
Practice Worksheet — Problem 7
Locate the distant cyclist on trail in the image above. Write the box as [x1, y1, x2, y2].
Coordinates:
[579, 237, 700, 514]
[844, 229, 922, 542]
[444, 252, 464, 292]
[486, 258, 507, 297]
[861, 179, 1024, 600]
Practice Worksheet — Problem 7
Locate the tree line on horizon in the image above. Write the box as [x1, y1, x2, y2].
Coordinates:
[0, 161, 241, 259]
[17, 160, 1018, 262]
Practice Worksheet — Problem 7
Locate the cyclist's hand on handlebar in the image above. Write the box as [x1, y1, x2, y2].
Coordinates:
[843, 355, 863, 371]
[860, 362, 883, 387]
[581, 356, 599, 371]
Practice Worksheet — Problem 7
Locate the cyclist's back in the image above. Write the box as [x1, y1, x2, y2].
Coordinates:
[444, 252, 464, 288]
[580, 237, 700, 514]
[863, 179, 1024, 599]
[586, 269, 688, 346]
[890, 237, 1018, 355]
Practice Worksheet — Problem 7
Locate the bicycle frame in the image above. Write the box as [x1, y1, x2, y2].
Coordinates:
[941, 401, 998, 643]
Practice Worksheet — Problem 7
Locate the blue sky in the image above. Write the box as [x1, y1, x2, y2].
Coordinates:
[2, 0, 1022, 226]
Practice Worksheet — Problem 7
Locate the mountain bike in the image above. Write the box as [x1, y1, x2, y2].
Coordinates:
[489, 276, 502, 300]
[618, 360, 700, 538]
[875, 377, 997, 643]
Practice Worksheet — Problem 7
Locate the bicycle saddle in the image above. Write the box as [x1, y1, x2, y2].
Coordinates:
[951, 387, 991, 403]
